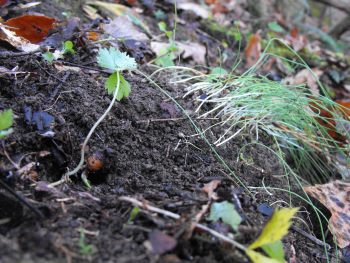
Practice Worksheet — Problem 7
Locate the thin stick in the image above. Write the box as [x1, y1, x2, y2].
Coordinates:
[0, 47, 41, 58]
[136, 117, 219, 123]
[0, 179, 44, 218]
[33, 60, 65, 83]
[290, 225, 331, 250]
[119, 196, 247, 252]
[55, 60, 112, 74]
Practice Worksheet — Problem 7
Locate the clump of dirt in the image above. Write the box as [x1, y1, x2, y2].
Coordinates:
[0, 1, 342, 263]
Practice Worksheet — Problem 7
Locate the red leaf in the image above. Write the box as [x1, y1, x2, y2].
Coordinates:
[0, 0, 7, 6]
[245, 31, 261, 67]
[3, 15, 57, 44]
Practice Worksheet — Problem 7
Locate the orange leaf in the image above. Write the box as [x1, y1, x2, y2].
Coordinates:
[3, 15, 57, 44]
[245, 31, 261, 67]
[304, 181, 350, 248]
[86, 31, 99, 41]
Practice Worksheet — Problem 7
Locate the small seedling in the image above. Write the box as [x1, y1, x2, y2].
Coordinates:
[42, 41, 75, 64]
[78, 230, 97, 255]
[50, 47, 136, 187]
[0, 109, 13, 140]
[155, 22, 178, 67]
[123, 206, 139, 228]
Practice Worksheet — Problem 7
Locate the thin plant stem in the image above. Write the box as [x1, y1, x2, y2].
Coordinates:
[50, 72, 121, 187]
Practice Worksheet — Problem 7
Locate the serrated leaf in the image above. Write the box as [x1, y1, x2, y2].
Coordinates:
[97, 47, 137, 71]
[246, 249, 282, 263]
[207, 201, 242, 231]
[249, 207, 299, 249]
[261, 240, 284, 262]
[42, 51, 53, 64]
[105, 72, 131, 101]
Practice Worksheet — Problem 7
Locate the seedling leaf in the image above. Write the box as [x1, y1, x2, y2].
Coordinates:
[211, 67, 228, 76]
[0, 109, 13, 140]
[249, 207, 299, 249]
[246, 249, 282, 263]
[158, 22, 166, 32]
[97, 47, 137, 71]
[155, 47, 175, 67]
[62, 41, 75, 54]
[207, 201, 242, 231]
[105, 72, 131, 101]
[42, 51, 53, 64]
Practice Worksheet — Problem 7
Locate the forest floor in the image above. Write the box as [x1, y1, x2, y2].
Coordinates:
[0, 0, 349, 262]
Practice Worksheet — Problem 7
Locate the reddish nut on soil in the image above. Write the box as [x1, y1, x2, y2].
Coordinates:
[87, 151, 104, 171]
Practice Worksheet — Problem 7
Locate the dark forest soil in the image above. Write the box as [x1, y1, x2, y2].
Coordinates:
[0, 1, 344, 262]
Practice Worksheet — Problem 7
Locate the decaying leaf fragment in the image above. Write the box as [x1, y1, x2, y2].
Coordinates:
[304, 180, 350, 248]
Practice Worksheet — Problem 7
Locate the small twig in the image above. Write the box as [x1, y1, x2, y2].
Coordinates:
[218, 169, 240, 187]
[33, 60, 65, 83]
[119, 196, 247, 251]
[290, 225, 331, 250]
[0, 178, 44, 218]
[136, 117, 219, 123]
[2, 141, 20, 169]
[0, 47, 41, 58]
[55, 60, 113, 74]
[50, 70, 71, 100]
[45, 95, 61, 111]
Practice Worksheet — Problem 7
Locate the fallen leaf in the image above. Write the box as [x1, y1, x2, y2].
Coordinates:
[175, 42, 206, 65]
[148, 229, 177, 255]
[104, 16, 149, 43]
[304, 180, 350, 248]
[249, 207, 299, 249]
[178, 2, 210, 19]
[3, 15, 57, 44]
[246, 249, 282, 263]
[159, 102, 179, 118]
[207, 201, 242, 231]
[54, 63, 81, 73]
[151, 41, 206, 65]
[245, 31, 262, 67]
[294, 68, 324, 94]
[202, 180, 220, 200]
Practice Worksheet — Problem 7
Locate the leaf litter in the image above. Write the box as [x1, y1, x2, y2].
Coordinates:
[0, 0, 350, 263]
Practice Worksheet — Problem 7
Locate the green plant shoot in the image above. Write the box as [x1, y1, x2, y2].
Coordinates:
[155, 22, 178, 67]
[0, 109, 13, 140]
[50, 47, 136, 187]
[124, 206, 139, 228]
[42, 41, 75, 64]
[78, 230, 98, 255]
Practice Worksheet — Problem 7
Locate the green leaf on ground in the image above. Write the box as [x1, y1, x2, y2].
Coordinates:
[207, 201, 242, 231]
[155, 47, 175, 67]
[268, 22, 284, 33]
[249, 207, 299, 249]
[260, 240, 285, 262]
[0, 109, 13, 140]
[42, 51, 53, 64]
